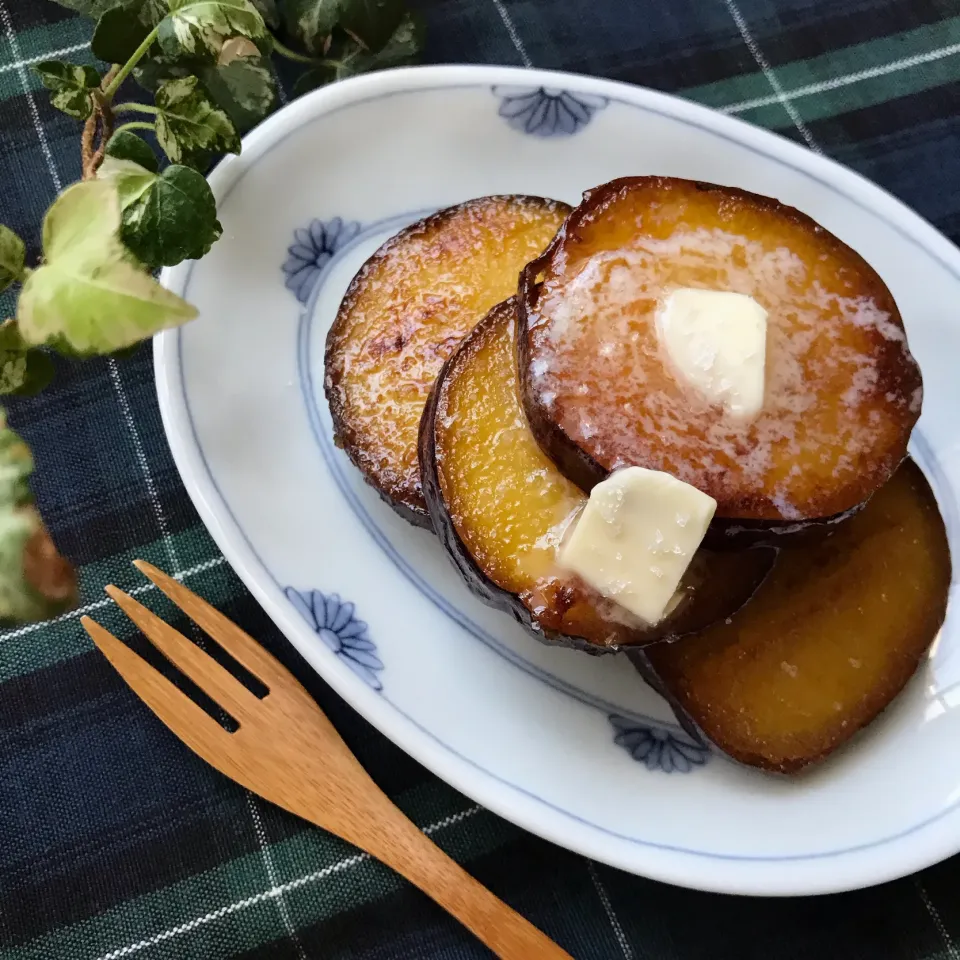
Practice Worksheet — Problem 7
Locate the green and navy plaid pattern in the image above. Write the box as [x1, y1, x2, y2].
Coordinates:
[2, 0, 960, 957]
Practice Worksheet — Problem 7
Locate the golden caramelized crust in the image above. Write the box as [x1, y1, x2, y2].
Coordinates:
[636, 459, 951, 772]
[420, 299, 774, 652]
[518, 177, 923, 525]
[325, 196, 570, 525]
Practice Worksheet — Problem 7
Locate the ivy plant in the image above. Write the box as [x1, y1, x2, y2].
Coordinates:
[0, 0, 423, 624]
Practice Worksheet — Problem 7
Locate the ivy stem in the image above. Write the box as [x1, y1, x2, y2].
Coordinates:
[270, 34, 319, 63]
[81, 66, 118, 180]
[113, 121, 157, 135]
[113, 101, 159, 115]
[101, 25, 161, 101]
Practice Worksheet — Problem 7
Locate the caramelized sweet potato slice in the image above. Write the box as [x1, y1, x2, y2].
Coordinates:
[420, 299, 775, 652]
[518, 177, 922, 533]
[632, 459, 951, 772]
[326, 196, 570, 526]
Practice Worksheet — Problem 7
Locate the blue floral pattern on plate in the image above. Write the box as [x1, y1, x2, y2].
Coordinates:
[609, 714, 709, 773]
[282, 217, 362, 305]
[285, 587, 383, 691]
[494, 86, 609, 136]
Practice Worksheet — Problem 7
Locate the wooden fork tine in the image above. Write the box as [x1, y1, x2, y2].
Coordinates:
[81, 615, 231, 755]
[105, 585, 261, 722]
[133, 560, 287, 688]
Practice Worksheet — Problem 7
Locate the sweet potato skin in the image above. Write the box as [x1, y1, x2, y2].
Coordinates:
[420, 298, 775, 653]
[326, 195, 571, 527]
[629, 458, 951, 772]
[517, 176, 922, 544]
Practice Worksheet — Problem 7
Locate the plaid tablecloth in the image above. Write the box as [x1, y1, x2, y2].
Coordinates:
[2, 0, 960, 957]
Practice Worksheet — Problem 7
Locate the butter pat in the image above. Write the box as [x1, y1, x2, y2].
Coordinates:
[558, 467, 717, 624]
[656, 287, 768, 418]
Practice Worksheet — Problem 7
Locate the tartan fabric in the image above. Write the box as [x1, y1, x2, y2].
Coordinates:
[1, 0, 960, 956]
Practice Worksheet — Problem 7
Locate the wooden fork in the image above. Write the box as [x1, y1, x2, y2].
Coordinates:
[81, 561, 572, 960]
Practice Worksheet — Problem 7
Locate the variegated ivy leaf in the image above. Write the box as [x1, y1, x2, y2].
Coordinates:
[91, 0, 167, 64]
[48, 0, 118, 17]
[283, 0, 342, 55]
[0, 321, 55, 396]
[154, 75, 241, 168]
[140, 0, 169, 23]
[250, 0, 279, 28]
[17, 179, 197, 355]
[284, 0, 405, 55]
[338, 0, 406, 53]
[33, 61, 101, 120]
[158, 0, 268, 60]
[293, 12, 423, 95]
[200, 38, 277, 133]
[99, 157, 223, 268]
[0, 226, 25, 295]
[104, 130, 159, 172]
[0, 410, 77, 624]
[133, 53, 192, 92]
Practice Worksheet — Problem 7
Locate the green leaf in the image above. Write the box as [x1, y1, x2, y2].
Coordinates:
[283, 0, 341, 55]
[133, 54, 191, 92]
[292, 13, 422, 94]
[154, 75, 240, 168]
[0, 322, 55, 396]
[139, 0, 170, 24]
[158, 0, 268, 59]
[48, 0, 118, 17]
[105, 129, 159, 171]
[33, 61, 101, 120]
[338, 0, 404, 52]
[92, 3, 152, 63]
[364, 10, 423, 67]
[200, 41, 277, 133]
[0, 411, 77, 624]
[17, 179, 198, 355]
[250, 0, 279, 28]
[0, 226, 25, 295]
[105, 161, 223, 268]
[97, 156, 157, 210]
[291, 61, 337, 96]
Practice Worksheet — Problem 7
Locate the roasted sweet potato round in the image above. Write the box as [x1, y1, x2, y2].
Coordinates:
[420, 298, 775, 653]
[326, 196, 570, 526]
[631, 458, 951, 772]
[518, 177, 922, 533]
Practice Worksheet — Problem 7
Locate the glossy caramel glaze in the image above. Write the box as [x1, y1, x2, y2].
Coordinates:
[519, 177, 922, 525]
[326, 196, 570, 525]
[420, 299, 774, 652]
[634, 459, 951, 772]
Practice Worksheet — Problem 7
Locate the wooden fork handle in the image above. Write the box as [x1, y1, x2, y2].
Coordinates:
[340, 803, 573, 959]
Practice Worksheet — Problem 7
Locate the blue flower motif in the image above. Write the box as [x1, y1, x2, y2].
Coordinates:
[609, 714, 709, 773]
[494, 86, 609, 137]
[284, 587, 383, 691]
[282, 217, 362, 305]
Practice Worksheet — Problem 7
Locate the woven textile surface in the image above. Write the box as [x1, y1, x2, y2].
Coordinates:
[2, 0, 960, 956]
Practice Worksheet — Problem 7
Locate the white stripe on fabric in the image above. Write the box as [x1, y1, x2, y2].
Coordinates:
[723, 0, 822, 152]
[915, 878, 960, 960]
[0, 0, 63, 188]
[492, 0, 533, 68]
[587, 860, 633, 959]
[0, 555, 227, 646]
[0, 40, 88, 75]
[247, 793, 308, 960]
[721, 40, 960, 114]
[94, 806, 484, 960]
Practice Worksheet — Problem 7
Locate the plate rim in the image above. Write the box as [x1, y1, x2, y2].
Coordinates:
[156, 63, 960, 896]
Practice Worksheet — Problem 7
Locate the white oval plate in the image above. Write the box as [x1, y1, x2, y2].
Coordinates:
[155, 65, 960, 897]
